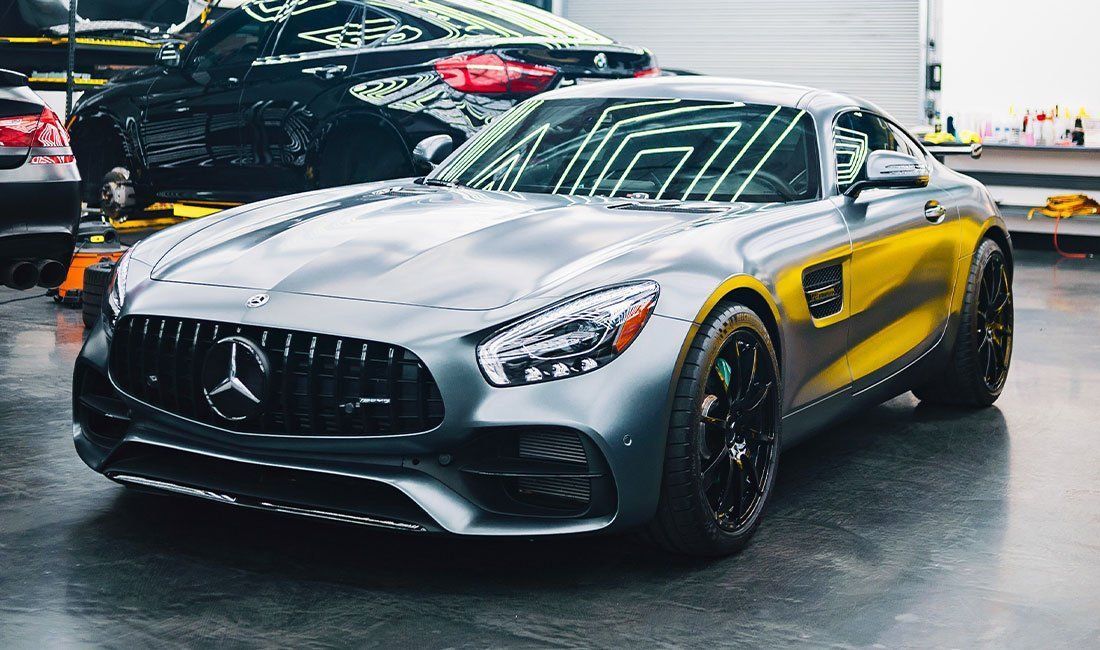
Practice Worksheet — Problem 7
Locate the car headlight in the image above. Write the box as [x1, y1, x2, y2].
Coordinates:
[102, 248, 133, 333]
[477, 281, 660, 387]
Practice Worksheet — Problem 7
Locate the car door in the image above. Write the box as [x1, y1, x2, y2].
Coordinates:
[238, 0, 367, 196]
[832, 110, 960, 392]
[140, 7, 277, 202]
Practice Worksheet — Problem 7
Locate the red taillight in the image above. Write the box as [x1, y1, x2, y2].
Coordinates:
[30, 155, 75, 164]
[634, 67, 662, 78]
[32, 106, 70, 147]
[0, 107, 72, 163]
[435, 53, 558, 95]
[0, 113, 40, 148]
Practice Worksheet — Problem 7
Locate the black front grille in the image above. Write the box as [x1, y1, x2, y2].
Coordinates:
[109, 316, 444, 437]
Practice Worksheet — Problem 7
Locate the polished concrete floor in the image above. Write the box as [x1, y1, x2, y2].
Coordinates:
[1, 250, 1098, 648]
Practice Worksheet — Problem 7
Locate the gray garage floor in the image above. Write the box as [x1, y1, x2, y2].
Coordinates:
[1, 249, 1098, 648]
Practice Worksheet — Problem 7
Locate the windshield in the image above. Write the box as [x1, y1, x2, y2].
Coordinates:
[431, 98, 820, 203]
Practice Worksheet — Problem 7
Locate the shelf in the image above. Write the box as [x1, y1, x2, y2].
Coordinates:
[980, 144, 1100, 153]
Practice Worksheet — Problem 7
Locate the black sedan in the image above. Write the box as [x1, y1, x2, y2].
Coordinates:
[67, 0, 656, 218]
[0, 68, 80, 290]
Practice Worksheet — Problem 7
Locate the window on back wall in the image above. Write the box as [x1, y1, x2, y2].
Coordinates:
[521, 0, 553, 10]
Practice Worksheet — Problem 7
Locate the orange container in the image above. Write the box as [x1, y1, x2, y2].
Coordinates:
[53, 224, 127, 306]
[55, 250, 125, 305]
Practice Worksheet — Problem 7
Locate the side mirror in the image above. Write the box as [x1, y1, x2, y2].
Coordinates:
[155, 43, 183, 69]
[413, 134, 454, 174]
[845, 150, 930, 198]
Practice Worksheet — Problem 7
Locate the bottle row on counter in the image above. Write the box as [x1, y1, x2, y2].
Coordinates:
[940, 106, 1097, 148]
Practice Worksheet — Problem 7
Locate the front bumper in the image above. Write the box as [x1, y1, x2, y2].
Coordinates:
[73, 282, 693, 536]
[0, 158, 81, 263]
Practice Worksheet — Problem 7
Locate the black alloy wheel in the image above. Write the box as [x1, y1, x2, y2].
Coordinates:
[698, 330, 778, 532]
[913, 237, 1013, 407]
[647, 303, 781, 556]
[976, 250, 1013, 392]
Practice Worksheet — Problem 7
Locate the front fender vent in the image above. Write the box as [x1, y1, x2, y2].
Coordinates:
[803, 264, 843, 319]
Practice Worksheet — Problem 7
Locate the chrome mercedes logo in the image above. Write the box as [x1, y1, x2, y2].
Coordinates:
[593, 53, 609, 70]
[201, 336, 269, 422]
[246, 293, 269, 308]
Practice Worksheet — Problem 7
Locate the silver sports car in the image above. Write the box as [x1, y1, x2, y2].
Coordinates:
[74, 77, 1013, 556]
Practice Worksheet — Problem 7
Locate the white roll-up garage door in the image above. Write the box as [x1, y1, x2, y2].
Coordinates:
[558, 0, 927, 126]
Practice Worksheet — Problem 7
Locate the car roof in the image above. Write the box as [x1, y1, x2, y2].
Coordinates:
[539, 76, 879, 115]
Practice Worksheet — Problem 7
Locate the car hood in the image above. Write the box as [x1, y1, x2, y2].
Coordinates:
[150, 184, 757, 311]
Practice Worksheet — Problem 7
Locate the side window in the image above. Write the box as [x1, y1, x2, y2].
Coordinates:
[370, 8, 447, 46]
[885, 121, 926, 160]
[187, 9, 272, 71]
[361, 8, 403, 46]
[834, 111, 917, 191]
[271, 1, 364, 56]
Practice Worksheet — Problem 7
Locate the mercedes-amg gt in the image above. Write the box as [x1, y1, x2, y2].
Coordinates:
[73, 77, 1014, 556]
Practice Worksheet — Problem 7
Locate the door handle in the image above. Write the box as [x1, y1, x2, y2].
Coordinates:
[925, 201, 947, 224]
[303, 64, 347, 80]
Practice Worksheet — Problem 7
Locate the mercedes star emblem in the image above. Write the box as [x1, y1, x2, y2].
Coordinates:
[593, 53, 609, 70]
[246, 293, 269, 308]
[202, 336, 269, 422]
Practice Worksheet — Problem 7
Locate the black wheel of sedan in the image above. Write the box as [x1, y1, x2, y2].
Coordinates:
[914, 238, 1014, 407]
[648, 303, 781, 556]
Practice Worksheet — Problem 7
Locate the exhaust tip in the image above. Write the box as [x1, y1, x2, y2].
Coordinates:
[36, 260, 67, 289]
[2, 261, 38, 291]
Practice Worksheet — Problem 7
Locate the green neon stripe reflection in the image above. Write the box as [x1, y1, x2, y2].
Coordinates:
[588, 122, 744, 197]
[609, 146, 694, 199]
[730, 110, 808, 202]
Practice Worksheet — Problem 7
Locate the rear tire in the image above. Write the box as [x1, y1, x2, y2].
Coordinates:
[913, 238, 1013, 407]
[72, 119, 129, 208]
[647, 303, 781, 557]
[316, 128, 412, 189]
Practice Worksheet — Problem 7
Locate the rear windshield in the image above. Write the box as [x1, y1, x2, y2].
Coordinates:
[372, 0, 613, 43]
[432, 98, 820, 204]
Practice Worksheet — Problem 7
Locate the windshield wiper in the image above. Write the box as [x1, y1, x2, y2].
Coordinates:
[420, 178, 459, 188]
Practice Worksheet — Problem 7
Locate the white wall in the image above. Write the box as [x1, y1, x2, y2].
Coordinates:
[940, 0, 1100, 116]
[559, 0, 928, 125]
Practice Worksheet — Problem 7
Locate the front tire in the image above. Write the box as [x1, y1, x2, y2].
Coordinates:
[647, 303, 781, 556]
[914, 238, 1013, 407]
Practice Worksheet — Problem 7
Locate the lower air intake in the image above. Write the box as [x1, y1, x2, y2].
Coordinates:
[511, 429, 592, 510]
[516, 476, 592, 505]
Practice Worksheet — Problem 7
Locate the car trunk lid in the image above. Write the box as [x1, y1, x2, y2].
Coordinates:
[504, 43, 658, 83]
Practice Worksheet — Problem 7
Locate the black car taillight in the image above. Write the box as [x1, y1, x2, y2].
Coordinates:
[0, 106, 73, 164]
[434, 53, 559, 96]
